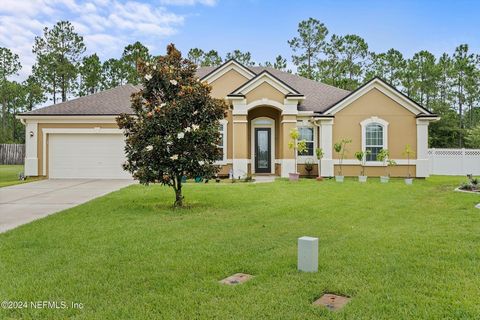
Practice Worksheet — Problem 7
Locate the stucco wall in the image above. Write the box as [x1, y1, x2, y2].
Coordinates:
[217, 164, 232, 176]
[245, 82, 285, 104]
[297, 164, 319, 177]
[209, 69, 249, 99]
[332, 88, 417, 160]
[281, 115, 297, 159]
[225, 110, 233, 160]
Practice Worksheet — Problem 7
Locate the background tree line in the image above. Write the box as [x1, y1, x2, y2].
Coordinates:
[1, 18, 479, 148]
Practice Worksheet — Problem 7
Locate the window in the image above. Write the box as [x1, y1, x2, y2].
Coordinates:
[216, 121, 227, 163]
[365, 123, 383, 161]
[361, 117, 388, 162]
[297, 127, 314, 156]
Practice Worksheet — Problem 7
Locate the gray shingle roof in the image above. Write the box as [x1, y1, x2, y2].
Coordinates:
[22, 66, 350, 116]
[197, 66, 350, 112]
[23, 84, 140, 115]
[249, 67, 350, 112]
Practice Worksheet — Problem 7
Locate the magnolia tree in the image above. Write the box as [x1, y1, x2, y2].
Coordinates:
[117, 44, 227, 207]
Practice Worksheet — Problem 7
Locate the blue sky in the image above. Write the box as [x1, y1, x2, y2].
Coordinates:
[0, 0, 478, 79]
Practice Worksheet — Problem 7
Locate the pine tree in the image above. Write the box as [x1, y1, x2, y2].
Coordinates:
[262, 55, 290, 72]
[33, 21, 86, 103]
[23, 75, 45, 111]
[122, 41, 151, 84]
[226, 50, 255, 66]
[450, 44, 476, 146]
[339, 34, 369, 90]
[79, 54, 102, 96]
[317, 34, 343, 87]
[101, 58, 129, 89]
[187, 48, 205, 65]
[366, 49, 405, 87]
[288, 18, 328, 80]
[202, 50, 222, 67]
[0, 47, 21, 136]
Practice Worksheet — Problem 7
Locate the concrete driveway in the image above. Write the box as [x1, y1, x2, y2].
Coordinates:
[0, 179, 134, 233]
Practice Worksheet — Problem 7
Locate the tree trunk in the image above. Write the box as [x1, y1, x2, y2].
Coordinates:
[53, 77, 57, 104]
[1, 96, 6, 135]
[62, 75, 67, 102]
[459, 82, 464, 147]
[173, 176, 183, 207]
[12, 104, 16, 141]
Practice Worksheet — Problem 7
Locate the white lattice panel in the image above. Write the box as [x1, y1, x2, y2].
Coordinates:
[428, 148, 480, 175]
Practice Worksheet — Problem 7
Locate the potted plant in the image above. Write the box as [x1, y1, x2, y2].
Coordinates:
[333, 138, 351, 182]
[376, 149, 397, 183]
[354, 150, 370, 182]
[304, 159, 314, 177]
[403, 144, 415, 185]
[288, 128, 307, 181]
[315, 147, 324, 181]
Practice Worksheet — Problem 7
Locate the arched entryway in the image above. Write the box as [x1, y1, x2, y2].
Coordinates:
[247, 106, 281, 175]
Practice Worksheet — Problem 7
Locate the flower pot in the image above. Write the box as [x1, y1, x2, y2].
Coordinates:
[289, 173, 300, 181]
[358, 175, 367, 183]
[405, 178, 413, 185]
[316, 176, 323, 181]
[335, 176, 344, 182]
[380, 176, 389, 183]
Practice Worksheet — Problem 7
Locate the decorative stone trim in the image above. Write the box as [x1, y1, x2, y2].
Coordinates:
[454, 187, 480, 194]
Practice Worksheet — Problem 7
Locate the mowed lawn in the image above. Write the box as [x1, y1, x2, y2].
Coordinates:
[0, 165, 43, 188]
[0, 176, 479, 319]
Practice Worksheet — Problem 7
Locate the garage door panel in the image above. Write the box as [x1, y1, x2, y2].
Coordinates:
[48, 134, 132, 179]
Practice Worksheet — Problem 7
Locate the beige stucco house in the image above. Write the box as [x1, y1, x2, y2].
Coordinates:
[18, 59, 439, 179]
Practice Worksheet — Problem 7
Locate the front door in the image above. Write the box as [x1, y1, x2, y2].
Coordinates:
[254, 128, 271, 173]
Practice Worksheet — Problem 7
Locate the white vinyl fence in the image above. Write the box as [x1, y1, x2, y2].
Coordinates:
[428, 148, 480, 175]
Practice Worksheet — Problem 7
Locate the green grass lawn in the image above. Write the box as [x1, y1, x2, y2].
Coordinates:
[1, 176, 479, 319]
[0, 165, 43, 188]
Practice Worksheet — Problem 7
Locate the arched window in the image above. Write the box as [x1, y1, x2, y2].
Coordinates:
[365, 123, 383, 161]
[361, 117, 388, 162]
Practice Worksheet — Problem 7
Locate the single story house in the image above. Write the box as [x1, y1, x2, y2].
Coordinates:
[18, 59, 439, 179]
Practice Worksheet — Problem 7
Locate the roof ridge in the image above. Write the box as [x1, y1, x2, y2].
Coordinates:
[23, 83, 136, 114]
[249, 66, 351, 93]
[229, 69, 302, 96]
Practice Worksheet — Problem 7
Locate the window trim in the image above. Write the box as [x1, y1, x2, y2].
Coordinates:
[296, 121, 316, 161]
[215, 119, 228, 165]
[360, 116, 388, 163]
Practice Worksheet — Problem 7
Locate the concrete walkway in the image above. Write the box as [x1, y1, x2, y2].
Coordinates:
[0, 179, 134, 233]
[253, 176, 276, 183]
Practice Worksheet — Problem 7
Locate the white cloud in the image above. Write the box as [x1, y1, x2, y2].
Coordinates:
[160, 0, 217, 6]
[0, 0, 210, 81]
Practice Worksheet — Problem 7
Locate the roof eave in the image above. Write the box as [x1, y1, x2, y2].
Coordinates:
[16, 114, 126, 120]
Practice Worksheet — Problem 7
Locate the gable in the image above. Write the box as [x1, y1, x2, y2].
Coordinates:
[335, 88, 415, 117]
[209, 69, 250, 99]
[230, 71, 302, 96]
[324, 77, 432, 116]
[245, 82, 285, 104]
[201, 59, 254, 82]
[333, 88, 417, 159]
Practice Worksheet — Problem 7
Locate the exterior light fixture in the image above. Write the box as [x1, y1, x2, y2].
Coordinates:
[29, 131, 34, 137]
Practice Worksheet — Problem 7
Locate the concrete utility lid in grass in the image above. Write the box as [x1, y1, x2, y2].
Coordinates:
[313, 294, 351, 311]
[219, 273, 253, 285]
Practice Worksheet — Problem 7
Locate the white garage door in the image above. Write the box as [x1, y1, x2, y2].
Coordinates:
[48, 134, 132, 179]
